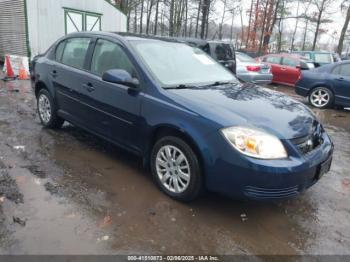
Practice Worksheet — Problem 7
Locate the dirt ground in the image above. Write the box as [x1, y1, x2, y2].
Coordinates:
[0, 78, 349, 256]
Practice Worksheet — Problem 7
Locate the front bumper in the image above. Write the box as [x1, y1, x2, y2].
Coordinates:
[203, 130, 333, 200]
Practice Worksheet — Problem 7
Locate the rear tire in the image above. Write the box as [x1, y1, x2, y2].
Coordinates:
[309, 87, 334, 109]
[37, 89, 64, 129]
[151, 136, 203, 202]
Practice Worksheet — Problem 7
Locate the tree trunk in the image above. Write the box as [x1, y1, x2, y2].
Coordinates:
[312, 0, 325, 51]
[195, 0, 201, 38]
[262, 0, 281, 52]
[140, 0, 144, 34]
[219, 0, 227, 40]
[133, 5, 138, 33]
[183, 0, 188, 37]
[245, 0, 254, 48]
[337, 6, 350, 55]
[169, 0, 175, 36]
[302, 18, 309, 51]
[201, 0, 211, 39]
[277, 0, 285, 52]
[240, 7, 244, 48]
[312, 10, 323, 51]
[146, 0, 154, 35]
[200, 0, 210, 39]
[290, 0, 300, 51]
[154, 0, 160, 35]
[230, 9, 234, 41]
[258, 0, 270, 55]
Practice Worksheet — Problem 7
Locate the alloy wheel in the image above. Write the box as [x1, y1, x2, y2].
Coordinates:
[38, 94, 52, 124]
[310, 89, 330, 108]
[155, 145, 191, 193]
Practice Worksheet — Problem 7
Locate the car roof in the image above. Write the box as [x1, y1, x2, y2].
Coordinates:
[264, 53, 305, 59]
[292, 51, 332, 54]
[61, 31, 188, 44]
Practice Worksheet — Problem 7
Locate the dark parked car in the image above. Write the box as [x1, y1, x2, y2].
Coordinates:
[296, 61, 350, 109]
[32, 32, 333, 201]
[175, 38, 236, 74]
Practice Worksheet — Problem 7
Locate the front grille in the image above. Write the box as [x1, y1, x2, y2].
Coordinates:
[244, 185, 299, 199]
[292, 122, 324, 155]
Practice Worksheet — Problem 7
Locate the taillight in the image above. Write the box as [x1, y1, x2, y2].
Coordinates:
[246, 65, 261, 72]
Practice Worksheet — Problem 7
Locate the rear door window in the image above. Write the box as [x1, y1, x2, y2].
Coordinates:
[61, 38, 91, 69]
[339, 64, 350, 76]
[90, 39, 136, 77]
[282, 57, 298, 67]
[302, 53, 311, 60]
[266, 56, 281, 64]
[332, 66, 341, 75]
[213, 44, 234, 61]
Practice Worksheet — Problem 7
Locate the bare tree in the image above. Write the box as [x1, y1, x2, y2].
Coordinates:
[290, 0, 301, 51]
[200, 0, 210, 39]
[337, 0, 350, 54]
[310, 0, 333, 51]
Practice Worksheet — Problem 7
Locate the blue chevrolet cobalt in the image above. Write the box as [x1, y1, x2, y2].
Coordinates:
[31, 32, 334, 201]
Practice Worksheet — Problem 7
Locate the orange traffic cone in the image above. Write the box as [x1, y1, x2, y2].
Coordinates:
[18, 62, 29, 80]
[5, 55, 15, 78]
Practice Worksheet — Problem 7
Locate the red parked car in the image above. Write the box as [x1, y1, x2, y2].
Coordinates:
[257, 54, 315, 86]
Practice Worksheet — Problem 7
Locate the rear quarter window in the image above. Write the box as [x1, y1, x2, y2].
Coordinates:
[55, 41, 66, 62]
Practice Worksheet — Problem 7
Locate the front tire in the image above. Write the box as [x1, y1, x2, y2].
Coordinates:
[37, 89, 64, 129]
[309, 87, 334, 109]
[151, 136, 203, 202]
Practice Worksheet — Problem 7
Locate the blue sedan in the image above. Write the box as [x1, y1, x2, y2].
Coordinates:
[295, 61, 350, 109]
[31, 32, 333, 201]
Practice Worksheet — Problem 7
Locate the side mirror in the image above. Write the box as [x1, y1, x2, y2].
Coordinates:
[102, 69, 139, 88]
[296, 65, 308, 71]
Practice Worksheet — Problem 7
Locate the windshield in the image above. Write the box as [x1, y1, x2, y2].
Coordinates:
[131, 40, 236, 87]
[236, 52, 255, 62]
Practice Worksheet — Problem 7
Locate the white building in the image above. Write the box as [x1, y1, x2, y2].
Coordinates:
[0, 0, 127, 59]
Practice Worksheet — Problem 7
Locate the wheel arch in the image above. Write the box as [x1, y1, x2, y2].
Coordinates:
[308, 83, 335, 96]
[146, 124, 205, 178]
[34, 81, 49, 98]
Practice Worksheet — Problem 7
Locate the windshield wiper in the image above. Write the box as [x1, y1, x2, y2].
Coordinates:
[203, 81, 236, 87]
[164, 84, 198, 90]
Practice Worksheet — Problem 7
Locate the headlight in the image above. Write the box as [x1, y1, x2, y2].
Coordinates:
[221, 127, 288, 159]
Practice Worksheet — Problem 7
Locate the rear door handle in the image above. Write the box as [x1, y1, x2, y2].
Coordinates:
[51, 70, 57, 78]
[336, 77, 344, 81]
[83, 83, 95, 92]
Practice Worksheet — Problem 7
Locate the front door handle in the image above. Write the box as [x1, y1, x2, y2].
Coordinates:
[336, 77, 344, 81]
[83, 83, 95, 92]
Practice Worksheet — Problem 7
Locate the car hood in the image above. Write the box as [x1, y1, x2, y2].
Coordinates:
[167, 83, 316, 139]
